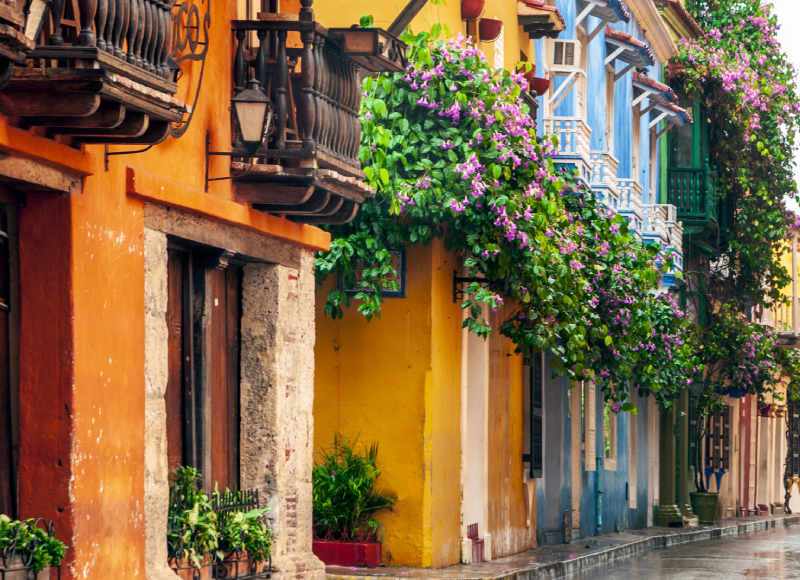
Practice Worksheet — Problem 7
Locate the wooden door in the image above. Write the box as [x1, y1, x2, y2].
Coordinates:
[0, 213, 12, 517]
[207, 266, 241, 492]
[165, 245, 241, 493]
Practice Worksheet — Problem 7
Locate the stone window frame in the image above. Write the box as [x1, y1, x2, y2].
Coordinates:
[143, 204, 322, 580]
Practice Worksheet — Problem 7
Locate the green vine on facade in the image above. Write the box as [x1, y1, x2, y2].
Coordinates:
[315, 27, 698, 411]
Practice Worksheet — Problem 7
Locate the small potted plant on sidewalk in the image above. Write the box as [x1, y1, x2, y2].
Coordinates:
[0, 515, 66, 580]
[168, 466, 219, 580]
[312, 434, 397, 568]
[215, 492, 273, 578]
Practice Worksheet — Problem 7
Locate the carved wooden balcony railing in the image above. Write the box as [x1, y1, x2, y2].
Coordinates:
[617, 178, 643, 234]
[228, 3, 406, 225]
[0, 0, 194, 145]
[666, 161, 717, 233]
[541, 116, 592, 185]
[0, 4, 34, 82]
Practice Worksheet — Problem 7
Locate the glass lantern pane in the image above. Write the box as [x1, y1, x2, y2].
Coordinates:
[235, 102, 268, 144]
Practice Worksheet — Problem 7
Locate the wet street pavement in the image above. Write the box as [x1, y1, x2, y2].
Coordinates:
[574, 524, 800, 579]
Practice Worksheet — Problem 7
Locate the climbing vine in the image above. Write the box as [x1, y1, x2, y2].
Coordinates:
[669, 1, 800, 400]
[316, 28, 697, 410]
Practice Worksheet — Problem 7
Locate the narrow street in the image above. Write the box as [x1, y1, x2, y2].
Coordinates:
[574, 525, 800, 579]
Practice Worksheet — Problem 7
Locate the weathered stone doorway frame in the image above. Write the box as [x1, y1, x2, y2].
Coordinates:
[143, 204, 322, 580]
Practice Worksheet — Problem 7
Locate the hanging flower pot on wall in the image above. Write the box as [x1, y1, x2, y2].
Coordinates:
[516, 62, 536, 82]
[530, 77, 551, 95]
[461, 0, 485, 22]
[479, 18, 503, 43]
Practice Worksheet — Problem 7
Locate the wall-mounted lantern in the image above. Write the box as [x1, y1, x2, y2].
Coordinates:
[231, 78, 274, 154]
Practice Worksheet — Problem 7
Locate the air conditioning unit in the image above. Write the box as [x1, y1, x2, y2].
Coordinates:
[665, 204, 678, 223]
[548, 39, 582, 72]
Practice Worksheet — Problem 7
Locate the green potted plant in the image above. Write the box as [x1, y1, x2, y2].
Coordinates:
[312, 434, 397, 567]
[691, 306, 783, 524]
[215, 494, 273, 577]
[0, 515, 66, 580]
[168, 466, 218, 580]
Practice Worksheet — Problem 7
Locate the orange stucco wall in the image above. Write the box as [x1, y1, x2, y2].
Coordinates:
[9, 0, 326, 577]
[314, 239, 462, 568]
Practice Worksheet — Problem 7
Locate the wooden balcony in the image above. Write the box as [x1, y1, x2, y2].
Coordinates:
[642, 203, 683, 287]
[542, 116, 591, 184]
[666, 162, 717, 235]
[617, 178, 643, 233]
[0, 0, 189, 145]
[227, 5, 406, 225]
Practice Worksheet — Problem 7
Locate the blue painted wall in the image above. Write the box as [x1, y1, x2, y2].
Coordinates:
[531, 0, 671, 543]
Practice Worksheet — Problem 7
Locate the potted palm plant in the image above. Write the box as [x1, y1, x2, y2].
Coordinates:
[312, 434, 397, 568]
[168, 467, 218, 580]
[0, 516, 66, 580]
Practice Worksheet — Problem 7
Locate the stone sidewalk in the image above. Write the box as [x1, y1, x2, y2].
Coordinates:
[326, 514, 800, 580]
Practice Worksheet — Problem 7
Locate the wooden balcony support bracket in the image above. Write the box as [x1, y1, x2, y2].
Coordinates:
[0, 0, 192, 145]
[126, 166, 332, 252]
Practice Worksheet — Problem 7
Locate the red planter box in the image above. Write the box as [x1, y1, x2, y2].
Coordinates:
[313, 541, 382, 567]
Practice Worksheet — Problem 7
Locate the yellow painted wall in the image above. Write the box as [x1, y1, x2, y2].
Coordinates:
[314, 0, 533, 72]
[312, 0, 537, 567]
[314, 238, 462, 567]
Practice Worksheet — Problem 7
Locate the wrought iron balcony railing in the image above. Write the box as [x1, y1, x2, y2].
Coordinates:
[666, 161, 717, 227]
[226, 6, 406, 225]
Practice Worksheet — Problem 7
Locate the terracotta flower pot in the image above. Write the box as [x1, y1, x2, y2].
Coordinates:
[461, 0, 485, 22]
[312, 540, 382, 567]
[220, 552, 256, 578]
[0, 558, 50, 580]
[169, 558, 212, 580]
[478, 18, 503, 43]
[689, 491, 719, 525]
[530, 77, 551, 96]
[516, 63, 536, 82]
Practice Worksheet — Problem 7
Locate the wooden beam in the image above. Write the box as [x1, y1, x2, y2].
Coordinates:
[55, 113, 149, 137]
[24, 104, 126, 129]
[388, 0, 428, 37]
[126, 167, 332, 252]
[234, 182, 315, 205]
[292, 200, 359, 225]
[252, 188, 331, 215]
[75, 121, 171, 145]
[614, 62, 636, 82]
[0, 93, 101, 117]
[588, 18, 611, 43]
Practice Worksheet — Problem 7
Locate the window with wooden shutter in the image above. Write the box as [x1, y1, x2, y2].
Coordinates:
[705, 405, 732, 472]
[165, 243, 242, 492]
[603, 397, 618, 471]
[789, 399, 800, 479]
[584, 382, 596, 472]
[523, 351, 544, 478]
[0, 211, 13, 518]
[629, 410, 637, 509]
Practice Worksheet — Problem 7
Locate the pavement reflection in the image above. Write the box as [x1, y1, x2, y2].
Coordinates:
[574, 525, 800, 579]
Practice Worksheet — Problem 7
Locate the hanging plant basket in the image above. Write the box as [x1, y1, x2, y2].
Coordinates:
[0, 558, 50, 580]
[461, 0, 485, 22]
[479, 19, 503, 43]
[530, 77, 551, 96]
[516, 63, 536, 82]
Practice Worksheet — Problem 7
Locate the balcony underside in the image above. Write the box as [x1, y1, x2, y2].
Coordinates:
[775, 333, 800, 349]
[232, 161, 374, 225]
[0, 53, 186, 145]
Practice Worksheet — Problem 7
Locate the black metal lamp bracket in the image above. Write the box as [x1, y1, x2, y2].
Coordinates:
[453, 270, 508, 303]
